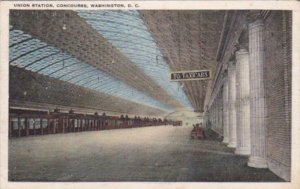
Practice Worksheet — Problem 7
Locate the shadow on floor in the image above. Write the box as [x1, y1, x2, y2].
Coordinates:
[9, 126, 284, 182]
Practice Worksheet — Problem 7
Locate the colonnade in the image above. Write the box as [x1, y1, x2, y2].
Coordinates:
[207, 19, 267, 168]
[207, 91, 223, 135]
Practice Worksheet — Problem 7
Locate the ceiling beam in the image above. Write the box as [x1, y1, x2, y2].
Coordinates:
[10, 10, 184, 109]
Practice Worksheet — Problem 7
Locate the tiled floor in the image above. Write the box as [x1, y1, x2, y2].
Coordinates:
[9, 125, 283, 181]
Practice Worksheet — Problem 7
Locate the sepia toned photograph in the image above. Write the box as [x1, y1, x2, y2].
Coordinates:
[1, 1, 299, 188]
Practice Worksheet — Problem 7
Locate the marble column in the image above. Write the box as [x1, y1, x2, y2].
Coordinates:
[227, 61, 237, 148]
[222, 76, 230, 143]
[235, 48, 251, 155]
[219, 91, 223, 134]
[247, 19, 268, 168]
[217, 97, 220, 132]
[213, 102, 215, 129]
[211, 103, 214, 129]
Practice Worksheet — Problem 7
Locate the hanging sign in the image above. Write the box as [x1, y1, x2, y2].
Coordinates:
[170, 70, 211, 81]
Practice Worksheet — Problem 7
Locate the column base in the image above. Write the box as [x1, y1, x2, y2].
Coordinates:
[227, 141, 237, 148]
[247, 156, 268, 168]
[235, 146, 251, 155]
[222, 137, 230, 144]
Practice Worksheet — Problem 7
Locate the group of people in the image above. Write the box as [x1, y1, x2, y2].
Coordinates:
[191, 123, 206, 140]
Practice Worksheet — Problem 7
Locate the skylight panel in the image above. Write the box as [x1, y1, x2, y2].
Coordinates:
[9, 28, 174, 112]
[77, 10, 193, 109]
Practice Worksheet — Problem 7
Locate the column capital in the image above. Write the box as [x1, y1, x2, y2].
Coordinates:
[222, 70, 228, 79]
[228, 60, 236, 67]
[246, 10, 264, 24]
[221, 62, 228, 78]
[238, 28, 249, 51]
[249, 19, 264, 30]
[235, 48, 249, 57]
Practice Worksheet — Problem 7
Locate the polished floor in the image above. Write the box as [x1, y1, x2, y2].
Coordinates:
[9, 125, 283, 182]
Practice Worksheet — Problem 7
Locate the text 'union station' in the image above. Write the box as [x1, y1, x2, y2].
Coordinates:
[7, 9, 291, 182]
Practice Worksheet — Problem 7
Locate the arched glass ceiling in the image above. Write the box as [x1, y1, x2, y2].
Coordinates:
[77, 10, 193, 109]
[9, 28, 173, 112]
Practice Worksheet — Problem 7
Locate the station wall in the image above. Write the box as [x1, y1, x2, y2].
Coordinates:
[264, 11, 292, 181]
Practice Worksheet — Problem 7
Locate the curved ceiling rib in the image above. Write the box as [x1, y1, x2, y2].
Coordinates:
[10, 10, 185, 109]
[140, 10, 225, 112]
[9, 28, 173, 113]
[77, 10, 192, 109]
[41, 57, 76, 74]
[11, 67, 167, 117]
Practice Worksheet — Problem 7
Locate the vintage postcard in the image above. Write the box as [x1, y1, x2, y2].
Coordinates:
[0, 1, 299, 189]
